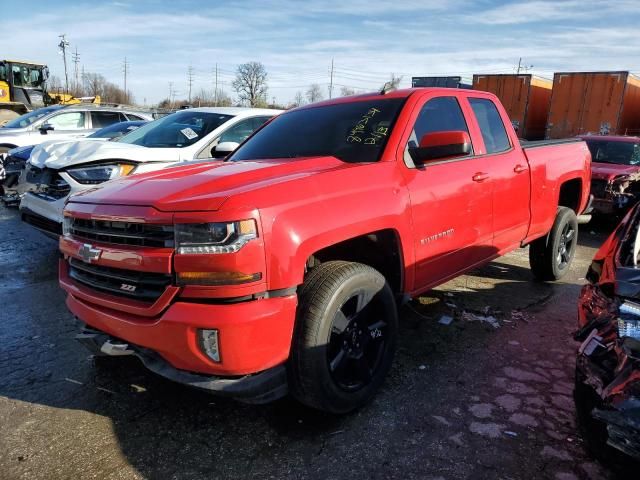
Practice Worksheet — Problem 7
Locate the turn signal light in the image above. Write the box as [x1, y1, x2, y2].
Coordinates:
[176, 271, 262, 286]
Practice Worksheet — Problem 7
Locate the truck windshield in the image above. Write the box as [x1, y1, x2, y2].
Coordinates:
[2, 106, 61, 128]
[228, 98, 405, 163]
[586, 139, 640, 166]
[117, 111, 234, 148]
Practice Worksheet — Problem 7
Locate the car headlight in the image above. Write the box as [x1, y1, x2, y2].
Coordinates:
[174, 220, 257, 254]
[618, 301, 640, 340]
[611, 175, 632, 193]
[66, 163, 135, 184]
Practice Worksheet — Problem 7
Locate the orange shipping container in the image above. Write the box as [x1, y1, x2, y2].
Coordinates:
[472, 74, 552, 140]
[546, 71, 640, 139]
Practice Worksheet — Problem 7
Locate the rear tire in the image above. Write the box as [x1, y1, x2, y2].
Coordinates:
[529, 207, 578, 281]
[289, 261, 398, 413]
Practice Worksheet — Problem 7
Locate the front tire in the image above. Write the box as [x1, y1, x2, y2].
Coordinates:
[289, 261, 398, 413]
[529, 207, 578, 281]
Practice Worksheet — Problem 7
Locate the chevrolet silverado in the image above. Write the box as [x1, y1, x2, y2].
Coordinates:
[59, 88, 591, 413]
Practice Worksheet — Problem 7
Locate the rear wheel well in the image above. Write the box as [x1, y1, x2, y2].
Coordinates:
[306, 230, 403, 295]
[558, 178, 582, 213]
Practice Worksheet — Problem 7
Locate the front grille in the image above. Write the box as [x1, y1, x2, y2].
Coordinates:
[68, 258, 172, 301]
[591, 179, 608, 198]
[69, 218, 174, 248]
[25, 165, 71, 200]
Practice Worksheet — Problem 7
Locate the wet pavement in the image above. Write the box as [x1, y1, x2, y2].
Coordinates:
[0, 206, 629, 479]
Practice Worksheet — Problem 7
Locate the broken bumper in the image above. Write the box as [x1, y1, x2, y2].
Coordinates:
[76, 326, 288, 404]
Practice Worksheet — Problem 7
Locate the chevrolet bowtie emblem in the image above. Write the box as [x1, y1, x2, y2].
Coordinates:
[78, 243, 102, 263]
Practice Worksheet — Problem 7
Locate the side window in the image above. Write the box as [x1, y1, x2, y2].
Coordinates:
[125, 113, 144, 121]
[469, 98, 511, 154]
[92, 111, 122, 129]
[219, 117, 263, 144]
[46, 112, 86, 130]
[404, 96, 471, 167]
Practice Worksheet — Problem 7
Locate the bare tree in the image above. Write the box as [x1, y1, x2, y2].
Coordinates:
[293, 91, 305, 107]
[232, 61, 268, 107]
[381, 74, 403, 91]
[306, 83, 324, 103]
[340, 86, 356, 97]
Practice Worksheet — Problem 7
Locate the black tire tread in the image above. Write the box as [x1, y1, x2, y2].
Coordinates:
[529, 206, 578, 281]
[290, 261, 396, 412]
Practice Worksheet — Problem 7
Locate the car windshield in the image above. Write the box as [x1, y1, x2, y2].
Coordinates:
[117, 111, 234, 148]
[586, 139, 640, 165]
[227, 98, 406, 163]
[3, 106, 61, 128]
[89, 121, 146, 140]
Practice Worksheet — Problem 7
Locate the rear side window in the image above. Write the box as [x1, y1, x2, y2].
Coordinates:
[92, 111, 126, 128]
[469, 98, 511, 154]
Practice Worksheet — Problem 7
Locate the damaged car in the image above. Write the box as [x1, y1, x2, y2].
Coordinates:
[582, 135, 640, 216]
[575, 201, 640, 466]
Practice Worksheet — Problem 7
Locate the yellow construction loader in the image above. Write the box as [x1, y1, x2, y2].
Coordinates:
[0, 59, 100, 125]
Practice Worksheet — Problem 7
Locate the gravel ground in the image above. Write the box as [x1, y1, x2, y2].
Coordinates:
[0, 206, 628, 479]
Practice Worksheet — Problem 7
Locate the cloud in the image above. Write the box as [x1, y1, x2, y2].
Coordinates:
[6, 0, 638, 104]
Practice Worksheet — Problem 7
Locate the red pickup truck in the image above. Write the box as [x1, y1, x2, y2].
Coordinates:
[580, 135, 640, 216]
[59, 88, 591, 413]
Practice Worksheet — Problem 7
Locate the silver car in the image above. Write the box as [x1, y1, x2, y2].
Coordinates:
[0, 104, 155, 154]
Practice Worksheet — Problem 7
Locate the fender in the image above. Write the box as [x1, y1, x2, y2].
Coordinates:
[248, 162, 415, 291]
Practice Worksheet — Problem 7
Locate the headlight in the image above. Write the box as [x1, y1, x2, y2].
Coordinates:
[618, 301, 640, 340]
[175, 219, 257, 254]
[611, 175, 631, 193]
[67, 163, 135, 184]
[62, 215, 72, 236]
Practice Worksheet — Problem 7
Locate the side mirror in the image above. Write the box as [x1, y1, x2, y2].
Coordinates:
[212, 141, 240, 158]
[39, 123, 54, 134]
[409, 130, 471, 164]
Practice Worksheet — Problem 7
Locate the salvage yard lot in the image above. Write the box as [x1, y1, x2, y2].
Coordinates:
[0, 206, 618, 480]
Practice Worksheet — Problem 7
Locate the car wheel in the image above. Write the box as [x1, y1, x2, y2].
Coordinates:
[289, 261, 398, 413]
[529, 207, 578, 281]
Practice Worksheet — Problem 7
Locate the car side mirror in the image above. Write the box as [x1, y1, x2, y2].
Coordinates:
[409, 130, 471, 165]
[211, 141, 240, 158]
[39, 123, 54, 134]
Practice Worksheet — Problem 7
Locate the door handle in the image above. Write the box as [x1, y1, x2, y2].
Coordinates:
[514, 164, 528, 173]
[472, 172, 490, 182]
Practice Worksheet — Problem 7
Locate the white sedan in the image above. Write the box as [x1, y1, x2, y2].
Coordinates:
[18, 107, 281, 237]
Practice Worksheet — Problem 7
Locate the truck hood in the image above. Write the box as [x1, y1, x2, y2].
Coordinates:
[29, 141, 182, 170]
[70, 156, 348, 212]
[592, 162, 640, 181]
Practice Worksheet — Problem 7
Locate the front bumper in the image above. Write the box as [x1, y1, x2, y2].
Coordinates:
[76, 326, 289, 404]
[60, 260, 298, 378]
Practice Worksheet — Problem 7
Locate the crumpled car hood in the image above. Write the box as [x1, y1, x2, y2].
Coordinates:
[29, 140, 182, 170]
[592, 163, 640, 181]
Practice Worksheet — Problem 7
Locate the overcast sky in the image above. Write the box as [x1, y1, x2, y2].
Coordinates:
[9, 0, 640, 105]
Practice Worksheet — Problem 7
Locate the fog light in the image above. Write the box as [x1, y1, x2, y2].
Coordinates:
[198, 329, 220, 362]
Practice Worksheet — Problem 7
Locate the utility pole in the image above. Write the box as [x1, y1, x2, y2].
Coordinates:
[329, 58, 335, 98]
[123, 57, 129, 103]
[72, 47, 80, 93]
[214, 63, 218, 106]
[187, 65, 194, 104]
[168, 81, 174, 107]
[516, 57, 533, 75]
[58, 34, 70, 95]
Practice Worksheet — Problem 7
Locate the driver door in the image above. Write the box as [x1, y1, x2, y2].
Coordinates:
[401, 95, 494, 293]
